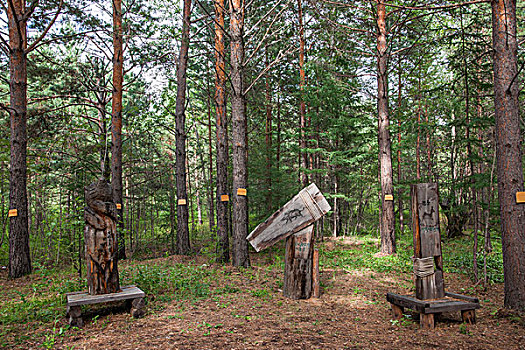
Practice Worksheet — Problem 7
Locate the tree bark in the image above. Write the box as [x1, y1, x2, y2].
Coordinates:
[230, 0, 250, 267]
[376, 1, 395, 254]
[297, 0, 308, 187]
[396, 61, 404, 234]
[175, 0, 192, 255]
[215, 0, 229, 263]
[112, 0, 126, 260]
[8, 0, 31, 278]
[265, 49, 273, 213]
[491, 0, 525, 310]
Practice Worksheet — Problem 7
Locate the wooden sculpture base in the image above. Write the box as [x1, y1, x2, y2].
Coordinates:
[386, 292, 480, 329]
[66, 285, 145, 327]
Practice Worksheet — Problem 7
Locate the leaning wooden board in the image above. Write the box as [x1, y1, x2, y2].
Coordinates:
[247, 183, 331, 252]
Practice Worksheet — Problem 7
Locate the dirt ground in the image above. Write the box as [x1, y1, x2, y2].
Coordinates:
[2, 238, 524, 350]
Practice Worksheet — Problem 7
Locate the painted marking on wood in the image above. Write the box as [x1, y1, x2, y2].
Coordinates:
[516, 192, 525, 204]
[385, 194, 394, 201]
[293, 225, 313, 259]
[237, 188, 247, 196]
[116, 203, 122, 210]
[221, 195, 230, 202]
[178, 199, 187, 205]
[8, 209, 17, 217]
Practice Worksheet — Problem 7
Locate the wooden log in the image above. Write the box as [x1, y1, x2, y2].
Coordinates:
[411, 183, 445, 300]
[84, 179, 120, 295]
[283, 225, 314, 299]
[247, 183, 330, 252]
[312, 248, 320, 298]
[461, 309, 476, 324]
[420, 313, 434, 329]
[391, 303, 404, 320]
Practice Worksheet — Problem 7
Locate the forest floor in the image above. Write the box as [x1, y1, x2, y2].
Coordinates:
[0, 236, 524, 349]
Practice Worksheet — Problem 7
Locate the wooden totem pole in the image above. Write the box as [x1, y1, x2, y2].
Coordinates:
[84, 179, 120, 295]
[386, 183, 480, 329]
[411, 183, 444, 300]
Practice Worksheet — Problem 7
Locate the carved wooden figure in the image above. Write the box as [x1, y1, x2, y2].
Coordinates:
[84, 179, 120, 295]
[411, 183, 444, 300]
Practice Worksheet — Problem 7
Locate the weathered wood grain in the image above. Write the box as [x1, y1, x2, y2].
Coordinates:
[283, 225, 314, 299]
[312, 249, 320, 298]
[411, 183, 445, 300]
[247, 183, 330, 252]
[84, 179, 120, 295]
[66, 285, 145, 307]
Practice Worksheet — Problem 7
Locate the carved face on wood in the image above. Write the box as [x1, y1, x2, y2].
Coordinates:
[419, 197, 438, 228]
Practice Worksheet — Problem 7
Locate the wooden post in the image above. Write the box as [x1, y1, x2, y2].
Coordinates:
[411, 183, 444, 300]
[461, 309, 476, 324]
[312, 248, 320, 298]
[283, 225, 314, 299]
[420, 313, 434, 329]
[391, 304, 404, 320]
[84, 179, 120, 295]
[67, 306, 83, 327]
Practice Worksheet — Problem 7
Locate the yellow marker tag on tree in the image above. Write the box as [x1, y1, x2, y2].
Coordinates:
[237, 188, 247, 196]
[384, 194, 394, 201]
[116, 203, 122, 210]
[8, 209, 18, 217]
[516, 192, 525, 204]
[221, 195, 229, 202]
[178, 199, 187, 205]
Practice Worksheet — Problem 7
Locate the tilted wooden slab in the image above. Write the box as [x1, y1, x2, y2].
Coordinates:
[247, 183, 330, 252]
[66, 285, 145, 307]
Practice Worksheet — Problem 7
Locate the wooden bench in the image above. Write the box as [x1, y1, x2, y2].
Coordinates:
[66, 285, 145, 327]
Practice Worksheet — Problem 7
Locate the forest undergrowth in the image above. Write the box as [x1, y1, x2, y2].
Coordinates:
[0, 230, 522, 349]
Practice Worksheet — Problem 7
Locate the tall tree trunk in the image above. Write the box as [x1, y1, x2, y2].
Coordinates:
[214, 0, 229, 263]
[8, 0, 31, 278]
[396, 61, 404, 234]
[376, 1, 395, 254]
[175, 0, 192, 254]
[230, 0, 250, 267]
[112, 0, 126, 260]
[265, 50, 272, 213]
[491, 0, 525, 310]
[206, 84, 215, 230]
[297, 0, 308, 186]
[460, 7, 478, 281]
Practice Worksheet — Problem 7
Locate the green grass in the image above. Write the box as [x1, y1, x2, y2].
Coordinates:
[320, 236, 413, 274]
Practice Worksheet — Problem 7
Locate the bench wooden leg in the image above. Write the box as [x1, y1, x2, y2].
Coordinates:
[390, 303, 404, 320]
[67, 306, 83, 328]
[461, 309, 476, 324]
[131, 297, 145, 318]
[420, 313, 434, 329]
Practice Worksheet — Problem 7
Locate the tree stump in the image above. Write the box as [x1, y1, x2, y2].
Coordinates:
[84, 179, 120, 295]
[283, 225, 314, 299]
